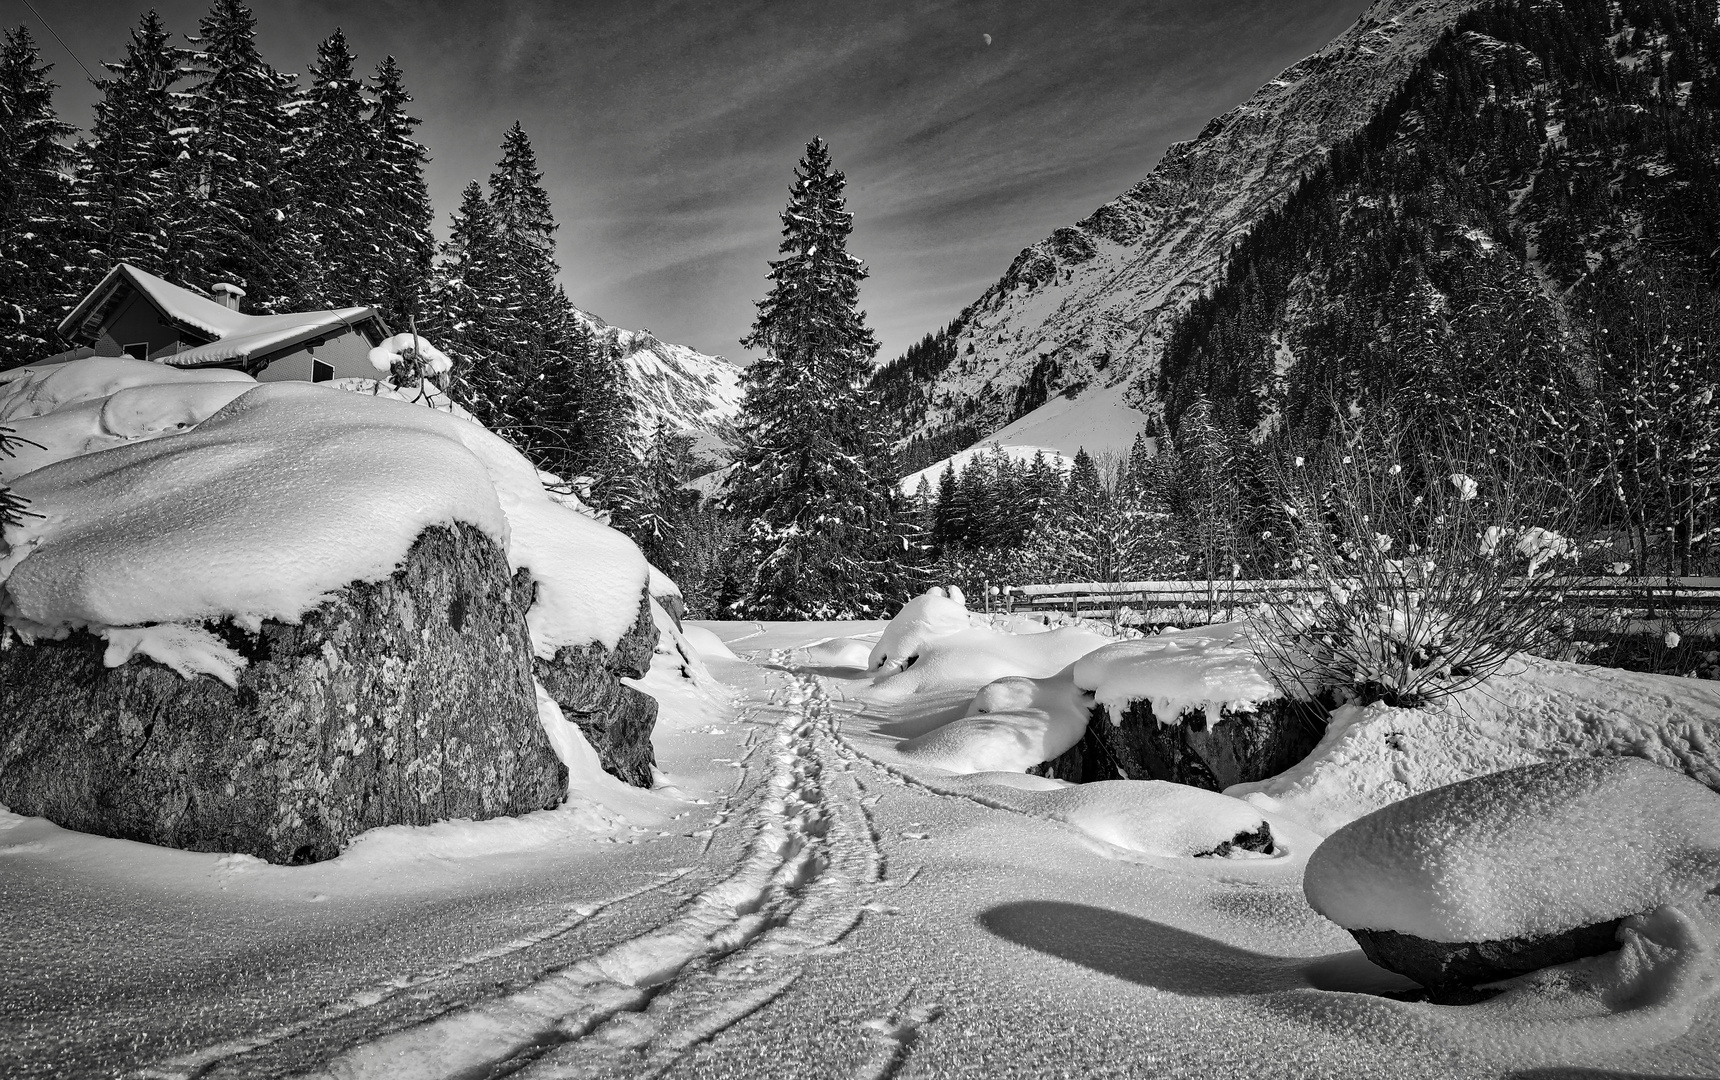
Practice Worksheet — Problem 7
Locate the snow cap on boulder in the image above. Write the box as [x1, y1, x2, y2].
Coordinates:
[1304, 757, 1720, 942]
[869, 585, 970, 672]
[1073, 621, 1279, 727]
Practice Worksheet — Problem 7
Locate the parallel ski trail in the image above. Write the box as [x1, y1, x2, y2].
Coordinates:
[261, 663, 888, 1080]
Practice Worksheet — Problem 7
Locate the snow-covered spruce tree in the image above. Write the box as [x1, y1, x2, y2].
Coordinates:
[181, 0, 304, 312]
[296, 29, 370, 309]
[430, 125, 637, 506]
[74, 11, 194, 286]
[725, 136, 905, 619]
[0, 27, 76, 370]
[360, 55, 433, 329]
[427, 180, 505, 408]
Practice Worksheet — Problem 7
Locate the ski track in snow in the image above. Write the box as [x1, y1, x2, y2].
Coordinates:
[133, 660, 925, 1080]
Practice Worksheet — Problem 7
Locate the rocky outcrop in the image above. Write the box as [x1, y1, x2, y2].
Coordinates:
[1349, 921, 1625, 1005]
[1029, 698, 1322, 790]
[534, 586, 660, 788]
[0, 523, 564, 865]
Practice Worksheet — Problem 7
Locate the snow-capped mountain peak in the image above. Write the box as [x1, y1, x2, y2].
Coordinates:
[572, 308, 743, 456]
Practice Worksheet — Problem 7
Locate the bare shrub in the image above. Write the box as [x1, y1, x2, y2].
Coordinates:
[1256, 418, 1595, 707]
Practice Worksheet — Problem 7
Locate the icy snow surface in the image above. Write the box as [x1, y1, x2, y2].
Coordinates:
[6, 614, 1720, 1076]
[1305, 757, 1720, 942]
[0, 358, 648, 661]
[1074, 620, 1282, 725]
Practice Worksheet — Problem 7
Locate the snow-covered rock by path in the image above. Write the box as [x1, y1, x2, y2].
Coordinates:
[1, 360, 650, 667]
[1305, 757, 1720, 944]
[1031, 780, 1282, 860]
[869, 585, 973, 672]
[1073, 621, 1281, 727]
[897, 671, 1090, 774]
[1231, 652, 1720, 836]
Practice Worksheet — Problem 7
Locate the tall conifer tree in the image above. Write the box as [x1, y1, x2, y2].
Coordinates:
[75, 11, 192, 285]
[725, 136, 902, 618]
[298, 29, 369, 307]
[362, 55, 433, 328]
[0, 27, 76, 369]
[181, 0, 302, 310]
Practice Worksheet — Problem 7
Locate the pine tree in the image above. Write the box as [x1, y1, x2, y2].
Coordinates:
[181, 0, 303, 310]
[0, 27, 76, 369]
[297, 29, 370, 307]
[75, 11, 193, 284]
[362, 55, 433, 327]
[725, 136, 902, 618]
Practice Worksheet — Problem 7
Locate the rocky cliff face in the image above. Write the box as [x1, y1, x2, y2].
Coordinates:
[0, 523, 657, 864]
[884, 0, 1475, 445]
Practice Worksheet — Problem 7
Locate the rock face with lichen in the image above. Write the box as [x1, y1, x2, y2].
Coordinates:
[0, 523, 579, 864]
[535, 588, 660, 788]
[1030, 698, 1322, 791]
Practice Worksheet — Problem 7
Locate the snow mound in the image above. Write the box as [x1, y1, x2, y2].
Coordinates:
[0, 354, 252, 423]
[1230, 652, 1720, 836]
[865, 625, 1111, 703]
[681, 624, 738, 660]
[804, 636, 875, 670]
[896, 671, 1089, 774]
[1073, 621, 1280, 726]
[1032, 781, 1279, 859]
[1305, 757, 1720, 942]
[2, 363, 649, 671]
[1, 379, 254, 481]
[869, 585, 972, 672]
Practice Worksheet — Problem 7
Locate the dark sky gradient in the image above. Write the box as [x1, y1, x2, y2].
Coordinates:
[12, 0, 1362, 362]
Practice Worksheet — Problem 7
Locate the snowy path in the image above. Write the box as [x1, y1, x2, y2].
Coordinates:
[5, 621, 1719, 1078]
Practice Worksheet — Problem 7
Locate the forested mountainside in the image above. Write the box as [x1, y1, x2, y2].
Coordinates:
[1160, 0, 1720, 441]
[873, 0, 1475, 457]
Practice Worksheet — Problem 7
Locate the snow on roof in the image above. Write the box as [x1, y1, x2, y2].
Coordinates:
[58, 263, 381, 367]
[161, 307, 375, 367]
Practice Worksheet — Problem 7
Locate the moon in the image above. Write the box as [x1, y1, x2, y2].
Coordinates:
[982, 33, 992, 45]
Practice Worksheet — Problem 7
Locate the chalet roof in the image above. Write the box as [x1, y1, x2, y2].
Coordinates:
[58, 263, 383, 368]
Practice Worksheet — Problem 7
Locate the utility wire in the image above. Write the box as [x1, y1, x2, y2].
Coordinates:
[19, 0, 98, 83]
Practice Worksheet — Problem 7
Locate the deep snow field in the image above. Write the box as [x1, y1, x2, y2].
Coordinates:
[5, 603, 1720, 1079]
[3, 356, 1719, 1078]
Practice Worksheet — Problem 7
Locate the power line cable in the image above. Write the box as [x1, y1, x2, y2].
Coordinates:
[18, 0, 98, 83]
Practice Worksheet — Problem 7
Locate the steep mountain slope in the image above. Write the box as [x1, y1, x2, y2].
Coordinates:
[1156, 0, 1720, 443]
[572, 309, 742, 457]
[875, 0, 1478, 460]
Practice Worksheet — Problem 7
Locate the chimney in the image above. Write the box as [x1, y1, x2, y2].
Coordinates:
[210, 282, 246, 312]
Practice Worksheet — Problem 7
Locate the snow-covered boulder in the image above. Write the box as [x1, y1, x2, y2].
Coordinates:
[534, 585, 660, 788]
[868, 585, 971, 672]
[0, 523, 562, 864]
[0, 360, 668, 860]
[1304, 757, 1720, 1000]
[1068, 623, 1321, 790]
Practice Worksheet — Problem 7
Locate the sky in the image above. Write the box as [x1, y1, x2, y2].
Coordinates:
[11, 0, 1363, 363]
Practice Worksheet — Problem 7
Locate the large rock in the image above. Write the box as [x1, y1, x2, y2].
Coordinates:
[1029, 698, 1322, 790]
[534, 586, 660, 788]
[0, 523, 564, 864]
[1349, 921, 1625, 1004]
